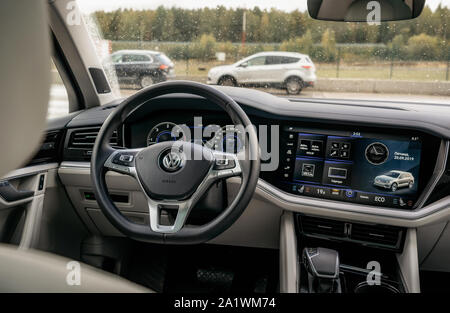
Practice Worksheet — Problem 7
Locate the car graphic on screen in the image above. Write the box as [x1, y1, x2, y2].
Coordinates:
[373, 170, 414, 192]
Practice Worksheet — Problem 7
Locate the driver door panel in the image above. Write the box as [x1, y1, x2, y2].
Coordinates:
[0, 167, 49, 247]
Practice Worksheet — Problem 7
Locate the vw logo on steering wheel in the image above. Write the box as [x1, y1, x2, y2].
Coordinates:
[160, 150, 184, 172]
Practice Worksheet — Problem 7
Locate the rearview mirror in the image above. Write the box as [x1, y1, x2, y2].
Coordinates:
[307, 0, 425, 22]
[239, 62, 248, 68]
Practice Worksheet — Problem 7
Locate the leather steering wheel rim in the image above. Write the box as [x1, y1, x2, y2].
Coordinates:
[91, 81, 260, 244]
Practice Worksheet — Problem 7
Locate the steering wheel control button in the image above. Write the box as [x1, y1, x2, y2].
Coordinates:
[112, 152, 137, 166]
[365, 142, 389, 165]
[111, 164, 130, 174]
[214, 158, 235, 170]
[119, 154, 134, 162]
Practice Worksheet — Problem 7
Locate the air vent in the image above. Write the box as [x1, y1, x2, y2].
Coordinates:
[29, 130, 62, 165]
[64, 127, 120, 161]
[350, 223, 403, 248]
[297, 214, 405, 252]
[300, 216, 346, 238]
[68, 128, 118, 149]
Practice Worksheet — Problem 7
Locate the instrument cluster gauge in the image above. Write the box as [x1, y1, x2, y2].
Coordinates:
[146, 122, 185, 146]
[207, 125, 245, 154]
[365, 142, 389, 165]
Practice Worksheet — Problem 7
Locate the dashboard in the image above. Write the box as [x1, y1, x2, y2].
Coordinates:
[57, 88, 447, 218]
[117, 101, 441, 211]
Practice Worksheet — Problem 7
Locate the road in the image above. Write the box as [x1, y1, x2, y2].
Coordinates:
[120, 87, 450, 104]
[48, 84, 450, 119]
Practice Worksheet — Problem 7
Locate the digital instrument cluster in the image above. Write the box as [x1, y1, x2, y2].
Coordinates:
[145, 122, 244, 153]
[279, 126, 422, 209]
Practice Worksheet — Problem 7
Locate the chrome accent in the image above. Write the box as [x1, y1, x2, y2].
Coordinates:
[2, 163, 59, 180]
[255, 179, 450, 222]
[414, 139, 449, 209]
[60, 161, 91, 169]
[161, 151, 183, 172]
[58, 137, 450, 227]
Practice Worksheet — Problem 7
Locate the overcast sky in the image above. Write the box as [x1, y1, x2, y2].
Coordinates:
[78, 0, 449, 13]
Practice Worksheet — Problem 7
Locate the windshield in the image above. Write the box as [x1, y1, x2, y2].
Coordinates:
[78, 0, 449, 103]
[385, 171, 401, 178]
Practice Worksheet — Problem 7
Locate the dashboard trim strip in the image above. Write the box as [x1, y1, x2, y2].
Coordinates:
[414, 139, 449, 209]
[59, 161, 450, 227]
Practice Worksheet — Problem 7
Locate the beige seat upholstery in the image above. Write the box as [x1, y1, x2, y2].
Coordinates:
[0, 1, 51, 178]
[0, 245, 150, 292]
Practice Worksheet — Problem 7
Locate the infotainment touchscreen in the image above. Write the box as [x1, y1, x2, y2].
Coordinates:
[287, 131, 422, 208]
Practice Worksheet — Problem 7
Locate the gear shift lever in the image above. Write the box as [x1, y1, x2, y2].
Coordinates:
[302, 247, 341, 293]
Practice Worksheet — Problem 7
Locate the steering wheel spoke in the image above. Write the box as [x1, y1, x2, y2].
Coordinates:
[104, 148, 143, 177]
[210, 151, 242, 181]
[143, 150, 242, 234]
[147, 198, 192, 233]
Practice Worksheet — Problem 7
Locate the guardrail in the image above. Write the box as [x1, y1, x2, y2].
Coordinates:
[51, 71, 450, 96]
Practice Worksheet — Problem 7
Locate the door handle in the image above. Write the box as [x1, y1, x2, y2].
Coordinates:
[0, 180, 34, 202]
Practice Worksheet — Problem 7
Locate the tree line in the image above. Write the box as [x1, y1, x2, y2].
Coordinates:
[94, 5, 449, 61]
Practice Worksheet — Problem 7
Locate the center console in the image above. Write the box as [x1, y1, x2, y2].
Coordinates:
[272, 125, 440, 209]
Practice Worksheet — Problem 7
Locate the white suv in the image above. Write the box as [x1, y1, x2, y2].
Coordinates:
[373, 170, 415, 192]
[207, 52, 316, 94]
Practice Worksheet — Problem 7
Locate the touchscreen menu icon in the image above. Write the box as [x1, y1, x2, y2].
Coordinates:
[328, 167, 348, 179]
[322, 161, 352, 187]
[301, 163, 316, 177]
[297, 134, 326, 157]
[327, 137, 352, 160]
[294, 158, 324, 183]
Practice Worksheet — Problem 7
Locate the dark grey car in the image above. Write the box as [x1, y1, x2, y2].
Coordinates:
[110, 50, 175, 88]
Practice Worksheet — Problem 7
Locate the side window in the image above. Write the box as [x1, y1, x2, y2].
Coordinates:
[111, 54, 122, 63]
[265, 56, 283, 65]
[122, 54, 150, 62]
[48, 60, 69, 119]
[122, 55, 133, 63]
[281, 57, 300, 64]
[247, 56, 266, 67]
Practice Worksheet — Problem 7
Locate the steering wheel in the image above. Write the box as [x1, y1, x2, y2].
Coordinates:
[91, 81, 260, 244]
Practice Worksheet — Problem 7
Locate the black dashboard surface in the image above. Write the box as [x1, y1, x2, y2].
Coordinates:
[65, 87, 450, 139]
